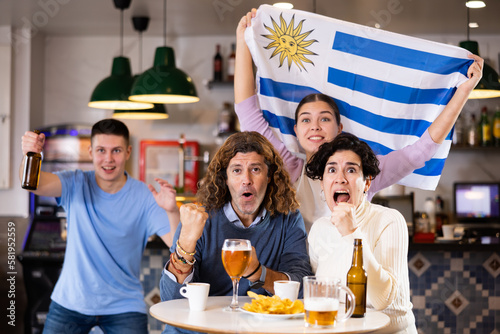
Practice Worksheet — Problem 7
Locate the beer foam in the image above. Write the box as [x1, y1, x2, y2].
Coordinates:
[222, 244, 251, 251]
[304, 298, 339, 311]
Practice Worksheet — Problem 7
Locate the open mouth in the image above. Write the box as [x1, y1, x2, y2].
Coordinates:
[242, 192, 253, 198]
[102, 166, 116, 171]
[334, 191, 350, 203]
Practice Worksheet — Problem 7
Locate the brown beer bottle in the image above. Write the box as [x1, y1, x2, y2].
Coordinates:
[21, 130, 42, 190]
[346, 238, 367, 317]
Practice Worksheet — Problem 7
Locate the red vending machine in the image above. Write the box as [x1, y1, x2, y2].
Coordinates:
[139, 139, 201, 195]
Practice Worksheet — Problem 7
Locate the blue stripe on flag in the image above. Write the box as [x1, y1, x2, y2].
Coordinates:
[414, 159, 446, 177]
[362, 138, 446, 176]
[337, 99, 433, 138]
[259, 77, 321, 102]
[328, 67, 456, 105]
[262, 109, 296, 136]
[332, 31, 472, 76]
[259, 77, 453, 140]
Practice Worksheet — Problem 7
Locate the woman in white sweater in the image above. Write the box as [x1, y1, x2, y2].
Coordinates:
[306, 132, 416, 334]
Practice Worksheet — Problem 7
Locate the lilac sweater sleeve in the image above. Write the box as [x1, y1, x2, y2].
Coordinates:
[367, 130, 440, 200]
[235, 95, 304, 183]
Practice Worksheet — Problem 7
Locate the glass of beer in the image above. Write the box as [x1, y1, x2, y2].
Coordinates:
[221, 239, 252, 311]
[303, 276, 355, 328]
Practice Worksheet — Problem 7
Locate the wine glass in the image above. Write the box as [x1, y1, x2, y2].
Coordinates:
[221, 239, 252, 311]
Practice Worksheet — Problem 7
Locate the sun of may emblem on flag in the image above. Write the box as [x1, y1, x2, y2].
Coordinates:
[262, 13, 318, 71]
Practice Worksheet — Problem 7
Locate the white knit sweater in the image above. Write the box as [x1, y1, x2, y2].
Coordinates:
[308, 199, 417, 334]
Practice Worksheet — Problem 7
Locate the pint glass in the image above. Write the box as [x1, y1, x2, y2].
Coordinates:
[303, 276, 355, 328]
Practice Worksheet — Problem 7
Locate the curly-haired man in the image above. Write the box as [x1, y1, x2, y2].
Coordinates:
[160, 131, 312, 333]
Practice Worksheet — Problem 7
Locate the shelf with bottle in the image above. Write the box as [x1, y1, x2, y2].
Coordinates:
[207, 42, 236, 89]
[450, 144, 500, 151]
[451, 106, 500, 150]
[205, 80, 234, 89]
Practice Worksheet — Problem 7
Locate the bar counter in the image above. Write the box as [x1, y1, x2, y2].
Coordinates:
[407, 238, 499, 333]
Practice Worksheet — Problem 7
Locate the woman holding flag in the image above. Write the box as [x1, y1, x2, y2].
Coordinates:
[234, 8, 483, 233]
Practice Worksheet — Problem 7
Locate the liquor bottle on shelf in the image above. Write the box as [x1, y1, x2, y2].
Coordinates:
[434, 196, 448, 237]
[227, 43, 236, 82]
[217, 102, 234, 136]
[493, 106, 500, 147]
[21, 130, 42, 190]
[213, 44, 223, 82]
[452, 114, 465, 146]
[467, 113, 478, 147]
[479, 106, 492, 147]
[346, 239, 367, 318]
[424, 197, 436, 234]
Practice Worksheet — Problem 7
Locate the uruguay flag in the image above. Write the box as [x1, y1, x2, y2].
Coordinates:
[245, 5, 473, 190]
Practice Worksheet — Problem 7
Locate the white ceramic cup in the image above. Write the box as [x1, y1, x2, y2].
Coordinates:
[274, 280, 300, 301]
[442, 225, 455, 239]
[180, 283, 210, 311]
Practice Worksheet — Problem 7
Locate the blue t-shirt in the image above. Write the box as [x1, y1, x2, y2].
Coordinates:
[51, 170, 170, 315]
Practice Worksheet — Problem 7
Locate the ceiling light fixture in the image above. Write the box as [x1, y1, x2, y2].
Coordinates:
[465, 1, 486, 9]
[113, 16, 168, 120]
[113, 103, 168, 119]
[128, 0, 199, 104]
[88, 0, 154, 110]
[273, 2, 294, 9]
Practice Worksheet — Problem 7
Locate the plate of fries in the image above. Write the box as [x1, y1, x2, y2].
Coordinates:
[241, 291, 304, 319]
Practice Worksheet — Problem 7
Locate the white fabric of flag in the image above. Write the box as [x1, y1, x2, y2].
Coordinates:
[245, 4, 473, 190]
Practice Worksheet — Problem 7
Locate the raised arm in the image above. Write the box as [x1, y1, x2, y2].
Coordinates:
[234, 8, 257, 104]
[368, 55, 484, 197]
[148, 178, 180, 248]
[19, 131, 62, 197]
[427, 54, 483, 144]
[165, 203, 208, 283]
[234, 9, 304, 182]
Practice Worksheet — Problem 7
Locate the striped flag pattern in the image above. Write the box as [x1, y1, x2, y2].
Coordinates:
[245, 5, 473, 190]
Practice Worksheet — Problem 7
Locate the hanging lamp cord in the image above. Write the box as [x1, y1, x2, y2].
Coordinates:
[139, 30, 142, 72]
[466, 6, 470, 40]
[120, 8, 124, 56]
[163, 0, 167, 47]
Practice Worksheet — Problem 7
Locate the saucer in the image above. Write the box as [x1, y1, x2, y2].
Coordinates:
[436, 237, 461, 242]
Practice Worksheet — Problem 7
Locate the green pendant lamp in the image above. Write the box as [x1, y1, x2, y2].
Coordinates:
[88, 0, 154, 110]
[114, 17, 168, 120]
[459, 5, 500, 99]
[128, 0, 199, 104]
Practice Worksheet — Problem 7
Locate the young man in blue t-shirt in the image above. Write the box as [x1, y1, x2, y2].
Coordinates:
[20, 119, 180, 334]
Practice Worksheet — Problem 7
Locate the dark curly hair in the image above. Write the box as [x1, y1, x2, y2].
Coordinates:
[295, 93, 341, 126]
[305, 132, 380, 181]
[196, 131, 299, 216]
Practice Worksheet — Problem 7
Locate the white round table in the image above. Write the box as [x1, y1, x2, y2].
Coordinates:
[150, 296, 390, 334]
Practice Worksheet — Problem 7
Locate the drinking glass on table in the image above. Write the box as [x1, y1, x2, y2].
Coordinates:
[303, 276, 355, 328]
[221, 239, 252, 311]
